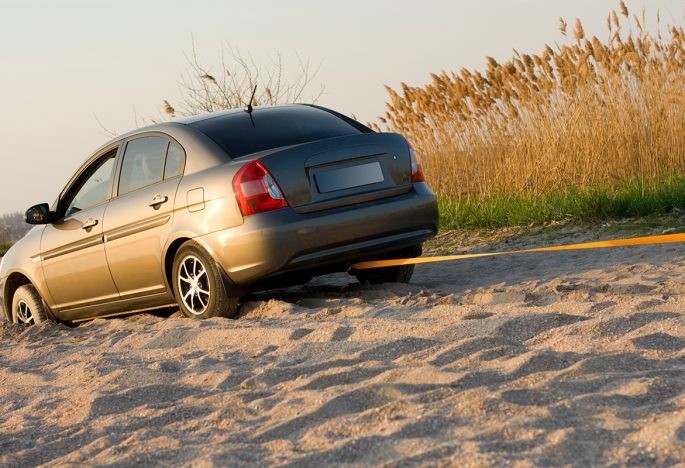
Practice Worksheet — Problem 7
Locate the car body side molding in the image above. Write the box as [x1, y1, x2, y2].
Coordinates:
[41, 235, 104, 261]
[104, 215, 171, 243]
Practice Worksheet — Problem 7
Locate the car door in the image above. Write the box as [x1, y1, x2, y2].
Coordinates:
[41, 148, 120, 310]
[103, 134, 185, 299]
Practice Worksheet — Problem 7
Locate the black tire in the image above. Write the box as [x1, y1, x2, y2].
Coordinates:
[355, 264, 415, 285]
[12, 284, 49, 325]
[172, 241, 239, 319]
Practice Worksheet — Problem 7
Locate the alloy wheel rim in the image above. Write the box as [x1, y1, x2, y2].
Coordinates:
[15, 300, 34, 324]
[177, 255, 211, 315]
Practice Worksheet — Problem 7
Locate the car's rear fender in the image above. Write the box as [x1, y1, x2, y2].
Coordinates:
[162, 160, 246, 292]
[170, 161, 245, 236]
[161, 231, 247, 299]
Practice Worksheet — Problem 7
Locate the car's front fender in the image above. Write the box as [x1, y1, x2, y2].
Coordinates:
[0, 227, 55, 317]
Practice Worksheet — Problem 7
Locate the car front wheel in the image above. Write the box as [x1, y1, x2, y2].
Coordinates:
[12, 284, 49, 325]
[172, 241, 239, 319]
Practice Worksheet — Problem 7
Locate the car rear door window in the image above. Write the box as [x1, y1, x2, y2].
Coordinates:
[118, 136, 167, 195]
[164, 141, 185, 179]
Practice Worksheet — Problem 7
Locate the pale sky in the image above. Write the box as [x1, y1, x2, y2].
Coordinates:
[1, 0, 683, 214]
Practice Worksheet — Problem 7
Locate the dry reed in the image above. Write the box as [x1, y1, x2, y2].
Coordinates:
[373, 3, 685, 204]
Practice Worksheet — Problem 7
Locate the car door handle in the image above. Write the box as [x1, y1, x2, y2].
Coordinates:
[148, 195, 169, 208]
[82, 218, 99, 230]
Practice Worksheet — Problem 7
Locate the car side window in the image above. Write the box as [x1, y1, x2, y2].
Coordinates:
[118, 136, 167, 195]
[164, 141, 185, 179]
[64, 153, 117, 218]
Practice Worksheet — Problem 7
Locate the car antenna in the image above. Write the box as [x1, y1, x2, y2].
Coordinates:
[243, 84, 258, 127]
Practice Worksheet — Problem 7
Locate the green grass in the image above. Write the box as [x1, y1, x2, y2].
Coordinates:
[439, 176, 685, 229]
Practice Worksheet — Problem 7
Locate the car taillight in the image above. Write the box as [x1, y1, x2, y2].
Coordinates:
[408, 141, 425, 183]
[233, 161, 288, 216]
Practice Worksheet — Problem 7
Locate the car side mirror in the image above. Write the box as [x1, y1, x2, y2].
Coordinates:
[24, 203, 54, 225]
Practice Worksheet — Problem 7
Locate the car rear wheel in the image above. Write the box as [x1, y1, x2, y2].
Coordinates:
[172, 241, 239, 319]
[355, 264, 415, 285]
[12, 285, 48, 325]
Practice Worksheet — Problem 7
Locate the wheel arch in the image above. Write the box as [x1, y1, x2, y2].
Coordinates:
[3, 272, 32, 321]
[163, 237, 193, 295]
[163, 235, 245, 300]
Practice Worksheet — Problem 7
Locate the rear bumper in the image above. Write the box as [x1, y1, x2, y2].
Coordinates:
[199, 183, 438, 285]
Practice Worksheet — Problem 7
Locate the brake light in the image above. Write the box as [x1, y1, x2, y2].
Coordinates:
[233, 161, 288, 216]
[408, 141, 425, 183]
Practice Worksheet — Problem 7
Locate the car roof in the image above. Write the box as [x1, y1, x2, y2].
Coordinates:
[174, 103, 296, 125]
[88, 104, 368, 161]
[93, 104, 313, 146]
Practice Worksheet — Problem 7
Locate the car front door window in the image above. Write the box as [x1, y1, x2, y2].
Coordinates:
[64, 154, 116, 217]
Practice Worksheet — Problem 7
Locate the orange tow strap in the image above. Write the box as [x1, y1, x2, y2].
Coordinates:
[352, 232, 685, 269]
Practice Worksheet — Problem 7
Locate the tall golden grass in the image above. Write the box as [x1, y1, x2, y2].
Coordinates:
[375, 2, 685, 202]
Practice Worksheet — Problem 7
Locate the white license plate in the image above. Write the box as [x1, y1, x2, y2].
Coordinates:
[314, 162, 384, 193]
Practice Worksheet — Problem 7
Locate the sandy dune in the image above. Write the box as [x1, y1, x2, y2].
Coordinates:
[1, 224, 685, 466]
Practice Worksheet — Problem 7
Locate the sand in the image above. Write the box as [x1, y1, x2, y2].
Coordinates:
[1, 223, 685, 466]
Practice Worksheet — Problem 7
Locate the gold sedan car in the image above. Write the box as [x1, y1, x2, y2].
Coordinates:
[0, 105, 438, 324]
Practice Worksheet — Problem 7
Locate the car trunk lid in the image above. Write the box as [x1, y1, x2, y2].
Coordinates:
[253, 133, 412, 213]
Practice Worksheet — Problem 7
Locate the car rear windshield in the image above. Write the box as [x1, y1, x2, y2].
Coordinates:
[189, 106, 366, 158]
